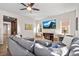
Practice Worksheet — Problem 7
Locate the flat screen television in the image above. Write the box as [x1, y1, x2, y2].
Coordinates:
[43, 19, 56, 29]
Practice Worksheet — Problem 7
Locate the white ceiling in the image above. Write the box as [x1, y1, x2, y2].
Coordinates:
[0, 3, 78, 20]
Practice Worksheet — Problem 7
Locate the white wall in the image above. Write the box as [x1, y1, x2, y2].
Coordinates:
[41, 10, 76, 35]
[0, 9, 35, 44]
[19, 16, 35, 38]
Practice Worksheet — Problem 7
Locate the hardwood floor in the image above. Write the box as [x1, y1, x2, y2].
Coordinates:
[0, 34, 10, 56]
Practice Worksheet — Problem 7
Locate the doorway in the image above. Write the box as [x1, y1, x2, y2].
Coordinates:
[2, 15, 17, 55]
[3, 23, 10, 42]
[3, 15, 17, 41]
[11, 18, 17, 35]
[3, 15, 17, 36]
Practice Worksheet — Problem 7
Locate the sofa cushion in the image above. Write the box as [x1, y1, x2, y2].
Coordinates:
[11, 37, 36, 52]
[35, 39, 52, 47]
[17, 39, 34, 52]
[23, 37, 34, 41]
[9, 38, 34, 56]
[34, 43, 60, 56]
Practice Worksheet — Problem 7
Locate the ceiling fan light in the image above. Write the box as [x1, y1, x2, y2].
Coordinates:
[27, 6, 32, 11]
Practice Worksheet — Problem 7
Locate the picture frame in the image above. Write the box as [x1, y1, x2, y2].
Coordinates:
[25, 24, 32, 30]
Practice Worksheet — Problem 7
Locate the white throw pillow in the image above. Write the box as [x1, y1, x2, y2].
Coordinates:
[62, 36, 73, 48]
[35, 43, 44, 48]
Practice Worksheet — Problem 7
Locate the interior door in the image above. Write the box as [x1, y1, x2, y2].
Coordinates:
[11, 19, 17, 35]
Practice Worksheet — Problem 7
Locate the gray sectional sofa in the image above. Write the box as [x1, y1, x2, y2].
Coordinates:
[9, 37, 60, 56]
[8, 36, 79, 56]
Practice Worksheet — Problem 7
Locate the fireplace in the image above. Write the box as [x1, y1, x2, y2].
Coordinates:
[43, 33, 54, 41]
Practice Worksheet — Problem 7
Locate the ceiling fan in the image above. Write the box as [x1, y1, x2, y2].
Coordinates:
[20, 3, 40, 12]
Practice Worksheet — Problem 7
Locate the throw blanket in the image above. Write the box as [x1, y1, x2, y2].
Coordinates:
[49, 42, 68, 56]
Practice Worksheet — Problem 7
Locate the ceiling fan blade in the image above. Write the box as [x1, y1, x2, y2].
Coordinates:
[30, 3, 34, 7]
[20, 8, 27, 10]
[28, 3, 34, 7]
[32, 8, 40, 11]
[21, 3, 27, 7]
